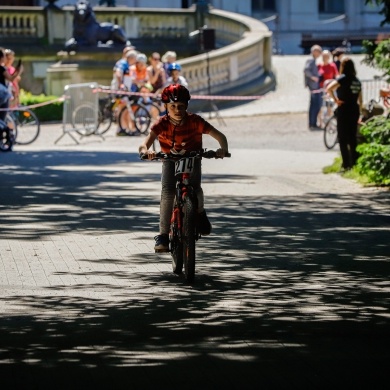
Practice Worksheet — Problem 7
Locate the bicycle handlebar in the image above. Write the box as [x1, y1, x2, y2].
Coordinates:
[140, 149, 231, 160]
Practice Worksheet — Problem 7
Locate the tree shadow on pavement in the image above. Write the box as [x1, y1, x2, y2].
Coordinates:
[0, 150, 389, 389]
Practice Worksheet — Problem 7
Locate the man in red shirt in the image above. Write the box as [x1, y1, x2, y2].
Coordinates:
[139, 84, 229, 252]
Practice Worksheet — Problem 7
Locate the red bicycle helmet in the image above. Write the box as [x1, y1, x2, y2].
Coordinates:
[161, 84, 191, 104]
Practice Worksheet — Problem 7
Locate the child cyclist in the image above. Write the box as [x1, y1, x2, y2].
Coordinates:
[138, 84, 229, 252]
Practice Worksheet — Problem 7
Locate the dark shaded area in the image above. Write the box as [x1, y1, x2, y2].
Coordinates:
[0, 149, 389, 389]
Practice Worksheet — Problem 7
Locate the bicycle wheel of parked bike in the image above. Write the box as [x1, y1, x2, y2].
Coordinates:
[134, 105, 151, 134]
[95, 107, 113, 135]
[183, 195, 196, 282]
[170, 206, 183, 275]
[13, 107, 40, 145]
[324, 115, 338, 150]
[5, 113, 17, 138]
[72, 104, 97, 137]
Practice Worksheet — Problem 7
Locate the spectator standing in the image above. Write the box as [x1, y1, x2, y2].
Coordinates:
[111, 50, 138, 136]
[0, 48, 22, 122]
[129, 53, 149, 91]
[137, 83, 160, 121]
[4, 49, 21, 108]
[165, 63, 188, 88]
[318, 50, 339, 88]
[304, 44, 323, 130]
[112, 48, 137, 91]
[326, 57, 363, 171]
[317, 50, 339, 127]
[147, 52, 166, 93]
[161, 51, 177, 78]
[332, 47, 347, 71]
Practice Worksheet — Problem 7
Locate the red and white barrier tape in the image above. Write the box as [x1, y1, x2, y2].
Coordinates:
[0, 96, 66, 111]
[94, 87, 267, 101]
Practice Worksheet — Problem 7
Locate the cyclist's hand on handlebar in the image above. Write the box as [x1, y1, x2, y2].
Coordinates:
[216, 148, 230, 158]
[140, 150, 157, 160]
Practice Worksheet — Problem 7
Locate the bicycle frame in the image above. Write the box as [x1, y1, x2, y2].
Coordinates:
[170, 170, 198, 245]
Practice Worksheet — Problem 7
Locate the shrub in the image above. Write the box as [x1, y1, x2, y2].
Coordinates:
[20, 90, 63, 122]
[356, 116, 390, 185]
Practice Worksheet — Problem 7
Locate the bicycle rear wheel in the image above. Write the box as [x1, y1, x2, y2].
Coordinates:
[134, 105, 151, 134]
[13, 108, 40, 145]
[324, 115, 338, 150]
[183, 195, 196, 282]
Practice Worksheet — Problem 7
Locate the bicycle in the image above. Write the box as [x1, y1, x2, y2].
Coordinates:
[141, 149, 231, 283]
[5, 106, 40, 145]
[97, 87, 153, 135]
[71, 89, 152, 137]
[323, 87, 390, 150]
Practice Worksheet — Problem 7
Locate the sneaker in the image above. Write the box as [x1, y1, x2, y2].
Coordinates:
[198, 210, 212, 236]
[154, 234, 169, 252]
[116, 130, 130, 136]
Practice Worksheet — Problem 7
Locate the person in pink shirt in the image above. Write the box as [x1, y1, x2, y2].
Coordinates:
[318, 50, 339, 88]
[318, 50, 339, 127]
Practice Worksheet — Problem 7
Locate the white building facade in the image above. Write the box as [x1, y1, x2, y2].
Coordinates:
[44, 0, 389, 54]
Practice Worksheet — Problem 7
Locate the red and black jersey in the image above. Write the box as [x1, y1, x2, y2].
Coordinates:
[151, 113, 215, 153]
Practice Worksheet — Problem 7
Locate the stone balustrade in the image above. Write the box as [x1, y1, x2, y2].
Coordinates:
[0, 7, 45, 39]
[0, 6, 273, 97]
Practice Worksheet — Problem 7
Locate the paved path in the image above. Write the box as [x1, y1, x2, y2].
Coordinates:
[0, 56, 389, 389]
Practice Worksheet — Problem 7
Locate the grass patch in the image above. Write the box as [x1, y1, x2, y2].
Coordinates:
[343, 168, 372, 185]
[323, 156, 378, 186]
[323, 157, 342, 174]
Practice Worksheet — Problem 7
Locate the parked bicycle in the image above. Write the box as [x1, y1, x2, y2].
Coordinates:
[5, 106, 40, 145]
[71, 87, 152, 137]
[141, 149, 231, 283]
[323, 87, 390, 150]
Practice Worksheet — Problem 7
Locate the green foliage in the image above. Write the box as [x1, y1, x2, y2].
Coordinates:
[323, 157, 342, 173]
[359, 116, 390, 144]
[362, 39, 390, 82]
[20, 90, 63, 123]
[365, 0, 390, 26]
[363, 1, 390, 81]
[356, 116, 390, 185]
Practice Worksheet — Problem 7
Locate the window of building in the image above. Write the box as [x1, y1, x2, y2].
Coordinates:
[319, 0, 345, 14]
[252, 0, 276, 13]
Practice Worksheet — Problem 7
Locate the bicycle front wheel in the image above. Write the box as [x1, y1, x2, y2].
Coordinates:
[183, 195, 196, 283]
[324, 115, 338, 150]
[13, 108, 40, 145]
[134, 105, 151, 134]
[170, 206, 183, 275]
